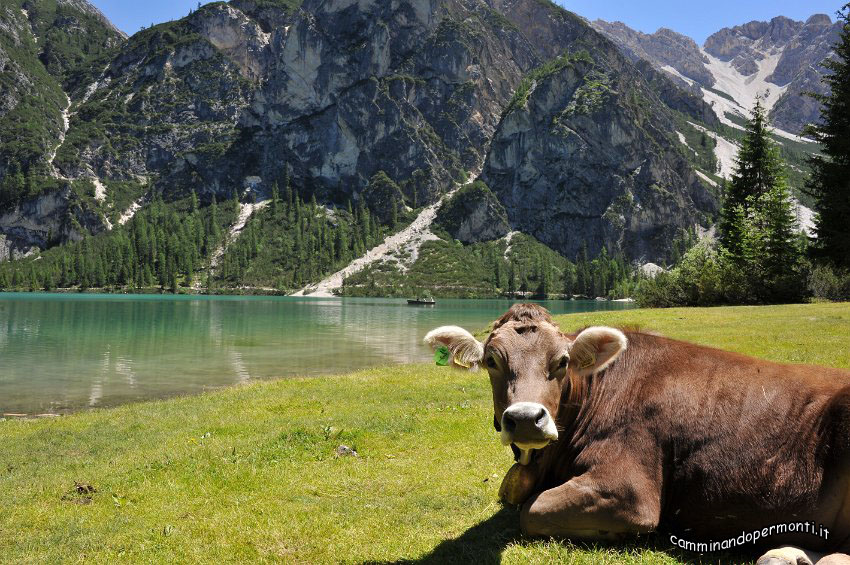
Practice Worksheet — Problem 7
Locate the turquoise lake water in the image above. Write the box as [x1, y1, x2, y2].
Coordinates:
[0, 293, 635, 415]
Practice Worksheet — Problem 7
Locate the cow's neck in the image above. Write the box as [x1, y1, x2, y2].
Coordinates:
[537, 371, 608, 485]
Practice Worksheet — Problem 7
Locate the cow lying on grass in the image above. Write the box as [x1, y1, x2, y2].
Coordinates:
[425, 303, 850, 565]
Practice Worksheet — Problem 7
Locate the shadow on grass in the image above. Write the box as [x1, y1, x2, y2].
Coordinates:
[372, 506, 521, 564]
[370, 506, 757, 565]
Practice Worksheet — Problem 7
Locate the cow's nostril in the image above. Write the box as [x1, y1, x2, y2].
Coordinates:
[503, 414, 516, 432]
[535, 408, 547, 426]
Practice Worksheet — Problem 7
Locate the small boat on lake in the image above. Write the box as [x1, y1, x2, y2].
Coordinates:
[407, 297, 436, 306]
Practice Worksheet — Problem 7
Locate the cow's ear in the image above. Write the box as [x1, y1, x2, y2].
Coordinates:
[568, 326, 627, 377]
[424, 326, 485, 371]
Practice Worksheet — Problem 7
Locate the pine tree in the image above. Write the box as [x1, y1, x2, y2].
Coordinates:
[720, 97, 788, 262]
[806, 4, 850, 268]
[563, 262, 576, 297]
[755, 181, 806, 301]
[716, 110, 806, 304]
[720, 97, 785, 257]
[284, 171, 293, 212]
[271, 181, 280, 214]
[536, 258, 549, 298]
[28, 266, 39, 292]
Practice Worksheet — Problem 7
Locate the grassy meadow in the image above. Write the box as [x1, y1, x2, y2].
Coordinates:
[2, 302, 849, 563]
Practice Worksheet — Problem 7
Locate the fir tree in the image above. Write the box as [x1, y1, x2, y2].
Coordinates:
[562, 262, 576, 297]
[271, 181, 280, 214]
[284, 171, 293, 211]
[755, 181, 806, 301]
[711, 98, 808, 303]
[536, 258, 549, 298]
[720, 97, 788, 262]
[806, 4, 850, 268]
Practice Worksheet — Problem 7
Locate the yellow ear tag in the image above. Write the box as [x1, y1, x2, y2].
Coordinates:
[579, 353, 596, 370]
[453, 357, 472, 369]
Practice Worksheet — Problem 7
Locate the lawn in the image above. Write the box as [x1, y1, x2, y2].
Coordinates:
[1, 303, 849, 563]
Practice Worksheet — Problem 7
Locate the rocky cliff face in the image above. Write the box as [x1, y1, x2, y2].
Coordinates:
[0, 0, 124, 258]
[51, 0, 547, 208]
[482, 52, 716, 262]
[595, 14, 841, 135]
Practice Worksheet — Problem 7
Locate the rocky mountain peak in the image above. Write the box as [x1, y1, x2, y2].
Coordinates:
[591, 20, 711, 90]
[806, 14, 833, 27]
[595, 12, 841, 135]
[704, 16, 802, 60]
[52, 0, 126, 37]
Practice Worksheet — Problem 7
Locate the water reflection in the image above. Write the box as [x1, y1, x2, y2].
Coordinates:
[0, 293, 634, 414]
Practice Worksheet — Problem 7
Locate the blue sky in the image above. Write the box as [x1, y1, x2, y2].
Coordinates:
[92, 0, 844, 44]
[557, 0, 844, 44]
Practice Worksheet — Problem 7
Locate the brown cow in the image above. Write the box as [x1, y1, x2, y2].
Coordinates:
[425, 303, 850, 565]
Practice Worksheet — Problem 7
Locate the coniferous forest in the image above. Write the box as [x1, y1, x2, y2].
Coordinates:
[0, 175, 642, 299]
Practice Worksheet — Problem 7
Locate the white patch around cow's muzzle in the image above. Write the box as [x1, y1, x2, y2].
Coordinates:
[500, 401, 558, 453]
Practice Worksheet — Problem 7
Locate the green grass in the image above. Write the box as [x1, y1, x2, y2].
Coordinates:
[2, 303, 849, 563]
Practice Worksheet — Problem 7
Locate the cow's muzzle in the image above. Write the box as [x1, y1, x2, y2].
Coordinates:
[500, 402, 558, 464]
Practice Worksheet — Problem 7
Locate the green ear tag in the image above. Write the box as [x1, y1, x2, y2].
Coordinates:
[435, 345, 450, 366]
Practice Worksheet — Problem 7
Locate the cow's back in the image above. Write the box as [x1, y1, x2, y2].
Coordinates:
[548, 331, 850, 546]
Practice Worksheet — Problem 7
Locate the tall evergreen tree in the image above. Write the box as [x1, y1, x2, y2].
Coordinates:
[271, 181, 280, 214]
[756, 181, 806, 301]
[716, 98, 806, 302]
[284, 171, 293, 212]
[720, 97, 788, 260]
[806, 4, 850, 268]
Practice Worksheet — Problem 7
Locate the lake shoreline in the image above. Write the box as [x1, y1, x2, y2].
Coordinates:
[0, 294, 636, 415]
[0, 287, 635, 302]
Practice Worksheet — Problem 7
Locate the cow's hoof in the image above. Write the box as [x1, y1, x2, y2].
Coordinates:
[757, 547, 815, 565]
[498, 463, 536, 506]
[817, 554, 850, 565]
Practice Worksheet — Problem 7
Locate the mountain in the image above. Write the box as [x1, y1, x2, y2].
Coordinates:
[0, 0, 125, 261]
[3, 0, 819, 297]
[593, 14, 841, 136]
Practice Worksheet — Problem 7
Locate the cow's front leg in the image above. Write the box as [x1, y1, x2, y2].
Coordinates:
[520, 471, 660, 540]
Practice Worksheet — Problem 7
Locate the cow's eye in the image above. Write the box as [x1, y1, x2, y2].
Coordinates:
[549, 355, 569, 378]
[486, 355, 498, 369]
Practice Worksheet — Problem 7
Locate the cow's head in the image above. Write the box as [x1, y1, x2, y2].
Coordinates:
[425, 304, 627, 465]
